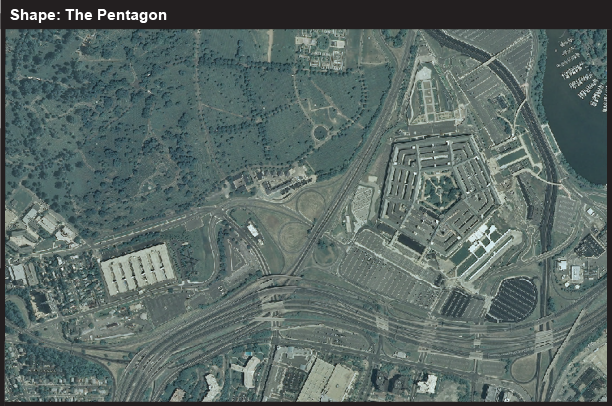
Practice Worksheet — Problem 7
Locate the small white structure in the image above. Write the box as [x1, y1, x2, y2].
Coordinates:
[393, 351, 407, 359]
[557, 259, 567, 271]
[587, 207, 595, 216]
[231, 357, 261, 389]
[202, 374, 220, 402]
[55, 226, 76, 242]
[417, 374, 437, 394]
[247, 223, 260, 238]
[295, 36, 317, 46]
[22, 208, 38, 225]
[345, 215, 352, 233]
[571, 265, 581, 281]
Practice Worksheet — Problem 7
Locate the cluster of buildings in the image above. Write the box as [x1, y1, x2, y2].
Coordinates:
[8, 262, 39, 287]
[379, 134, 499, 257]
[295, 29, 347, 72]
[296, 358, 357, 402]
[557, 258, 584, 288]
[262, 346, 359, 402]
[6, 202, 79, 254]
[230, 166, 314, 199]
[5, 342, 111, 402]
[483, 384, 514, 402]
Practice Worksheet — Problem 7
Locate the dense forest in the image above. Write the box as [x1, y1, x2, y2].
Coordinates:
[5, 29, 392, 241]
[568, 29, 607, 81]
[530, 30, 548, 123]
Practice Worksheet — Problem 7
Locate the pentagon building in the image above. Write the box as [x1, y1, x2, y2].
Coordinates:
[379, 134, 500, 257]
[101, 244, 176, 296]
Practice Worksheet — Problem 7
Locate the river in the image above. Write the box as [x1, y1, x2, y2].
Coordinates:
[542, 29, 607, 185]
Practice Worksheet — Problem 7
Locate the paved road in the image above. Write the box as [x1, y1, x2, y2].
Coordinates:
[12, 30, 600, 403]
[423, 30, 561, 401]
[107, 275, 605, 400]
[287, 33, 416, 278]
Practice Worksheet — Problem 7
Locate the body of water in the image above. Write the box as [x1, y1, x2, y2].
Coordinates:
[542, 29, 607, 185]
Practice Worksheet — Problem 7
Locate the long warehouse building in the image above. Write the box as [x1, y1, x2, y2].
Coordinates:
[100, 244, 175, 296]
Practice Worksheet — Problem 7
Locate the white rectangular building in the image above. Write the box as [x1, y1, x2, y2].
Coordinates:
[100, 244, 175, 296]
[22, 208, 38, 225]
[202, 374, 220, 402]
[9, 264, 27, 284]
[247, 223, 260, 238]
[571, 265, 582, 281]
[37, 213, 59, 234]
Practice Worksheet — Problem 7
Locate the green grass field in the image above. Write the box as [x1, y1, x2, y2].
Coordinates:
[497, 149, 527, 166]
[450, 243, 471, 265]
[9, 188, 33, 213]
[245, 210, 285, 274]
[456, 253, 479, 276]
[5, 28, 399, 242]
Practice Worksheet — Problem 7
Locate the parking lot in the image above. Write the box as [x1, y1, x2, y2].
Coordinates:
[459, 68, 509, 145]
[405, 121, 457, 137]
[446, 29, 528, 55]
[340, 245, 439, 309]
[574, 233, 606, 258]
[553, 195, 579, 235]
[356, 229, 442, 285]
[439, 289, 484, 321]
[499, 38, 534, 84]
[485, 277, 537, 323]
[440, 289, 470, 318]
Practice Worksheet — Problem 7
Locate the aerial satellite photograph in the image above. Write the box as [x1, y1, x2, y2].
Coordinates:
[4, 28, 607, 402]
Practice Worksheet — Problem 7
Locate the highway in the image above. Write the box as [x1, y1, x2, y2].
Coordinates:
[10, 30, 603, 402]
[286, 32, 416, 277]
[421, 30, 568, 402]
[106, 276, 606, 401]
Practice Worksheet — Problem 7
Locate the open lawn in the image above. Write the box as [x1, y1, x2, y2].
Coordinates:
[361, 29, 387, 64]
[230, 207, 251, 227]
[278, 222, 309, 253]
[270, 29, 297, 64]
[248, 210, 285, 274]
[497, 149, 527, 166]
[511, 353, 537, 382]
[313, 242, 341, 267]
[450, 243, 471, 265]
[297, 190, 326, 222]
[9, 187, 34, 213]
